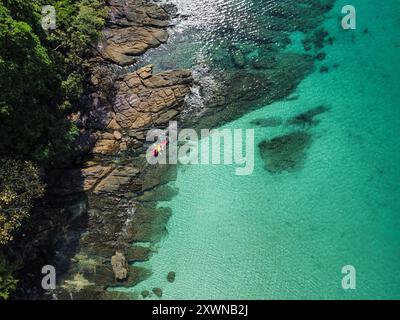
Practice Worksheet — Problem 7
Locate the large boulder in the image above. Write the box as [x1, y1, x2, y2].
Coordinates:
[111, 251, 128, 281]
[167, 271, 176, 283]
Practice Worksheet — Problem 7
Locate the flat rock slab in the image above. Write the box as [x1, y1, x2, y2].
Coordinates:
[99, 0, 171, 66]
[101, 27, 169, 66]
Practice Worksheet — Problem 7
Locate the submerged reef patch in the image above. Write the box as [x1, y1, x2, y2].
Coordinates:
[287, 105, 329, 127]
[250, 117, 283, 128]
[258, 131, 313, 173]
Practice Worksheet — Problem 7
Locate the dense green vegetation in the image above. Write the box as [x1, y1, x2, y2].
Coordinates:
[0, 159, 44, 299]
[0, 159, 45, 245]
[0, 0, 107, 299]
[0, 0, 107, 160]
[0, 252, 17, 299]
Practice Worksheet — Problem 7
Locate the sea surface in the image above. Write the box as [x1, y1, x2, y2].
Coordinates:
[121, 0, 400, 299]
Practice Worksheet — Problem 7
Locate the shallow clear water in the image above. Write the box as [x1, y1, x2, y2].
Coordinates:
[126, 0, 400, 299]
[138, 0, 316, 71]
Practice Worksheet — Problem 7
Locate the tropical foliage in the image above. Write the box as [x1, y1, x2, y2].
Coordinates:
[0, 253, 17, 300]
[0, 159, 45, 245]
[0, 0, 107, 299]
[0, 0, 106, 161]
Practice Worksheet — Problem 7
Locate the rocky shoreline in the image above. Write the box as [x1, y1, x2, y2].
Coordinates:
[8, 0, 337, 299]
[49, 0, 194, 299]
[9, 0, 193, 300]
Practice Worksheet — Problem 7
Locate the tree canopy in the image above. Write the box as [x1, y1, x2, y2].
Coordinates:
[0, 0, 106, 161]
[0, 0, 107, 299]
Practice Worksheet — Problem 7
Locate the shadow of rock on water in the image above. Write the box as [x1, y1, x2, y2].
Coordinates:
[258, 131, 313, 173]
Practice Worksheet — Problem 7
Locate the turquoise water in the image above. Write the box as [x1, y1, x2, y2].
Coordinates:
[129, 0, 400, 299]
